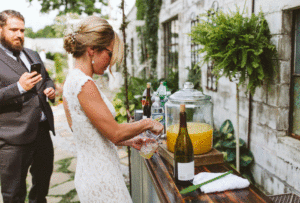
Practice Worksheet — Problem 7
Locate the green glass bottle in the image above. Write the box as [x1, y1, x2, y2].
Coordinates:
[174, 104, 194, 186]
[143, 82, 152, 119]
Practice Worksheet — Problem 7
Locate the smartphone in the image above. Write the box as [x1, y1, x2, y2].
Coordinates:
[31, 63, 41, 74]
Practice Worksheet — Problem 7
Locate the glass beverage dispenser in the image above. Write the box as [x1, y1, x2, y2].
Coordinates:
[165, 82, 213, 155]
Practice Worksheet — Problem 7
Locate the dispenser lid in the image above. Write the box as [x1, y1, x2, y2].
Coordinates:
[168, 82, 211, 103]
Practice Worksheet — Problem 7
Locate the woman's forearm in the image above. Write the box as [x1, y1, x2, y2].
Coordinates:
[113, 119, 151, 144]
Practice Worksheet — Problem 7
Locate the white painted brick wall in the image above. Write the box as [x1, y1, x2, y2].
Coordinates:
[282, 10, 293, 35]
[126, 0, 300, 195]
[267, 85, 279, 107]
[271, 34, 292, 61]
[276, 108, 289, 131]
[253, 102, 269, 126]
[264, 11, 283, 35]
[280, 60, 291, 84]
[238, 96, 249, 118]
[253, 86, 268, 103]
[255, 0, 286, 14]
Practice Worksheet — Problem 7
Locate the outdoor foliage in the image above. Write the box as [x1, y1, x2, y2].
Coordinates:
[112, 74, 179, 124]
[187, 65, 202, 91]
[135, 0, 162, 78]
[54, 53, 67, 84]
[164, 71, 179, 94]
[190, 8, 278, 95]
[27, 0, 107, 16]
[213, 120, 255, 183]
[25, 26, 57, 38]
[113, 77, 151, 124]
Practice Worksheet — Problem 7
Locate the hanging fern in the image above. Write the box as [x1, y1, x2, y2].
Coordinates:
[190, 8, 278, 95]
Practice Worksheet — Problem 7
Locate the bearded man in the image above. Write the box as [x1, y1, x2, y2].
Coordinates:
[0, 10, 56, 203]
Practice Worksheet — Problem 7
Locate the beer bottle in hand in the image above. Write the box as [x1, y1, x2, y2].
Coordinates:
[174, 104, 194, 186]
[143, 82, 152, 119]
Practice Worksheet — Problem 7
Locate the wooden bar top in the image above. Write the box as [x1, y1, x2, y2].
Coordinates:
[143, 152, 273, 203]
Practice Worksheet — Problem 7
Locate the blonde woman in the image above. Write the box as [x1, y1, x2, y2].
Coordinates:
[62, 16, 163, 202]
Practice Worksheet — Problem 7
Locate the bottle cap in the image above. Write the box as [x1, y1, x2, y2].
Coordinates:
[180, 104, 185, 112]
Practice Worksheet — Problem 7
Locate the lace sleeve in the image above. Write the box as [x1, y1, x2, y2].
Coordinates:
[63, 70, 94, 113]
[74, 75, 93, 98]
[63, 71, 93, 98]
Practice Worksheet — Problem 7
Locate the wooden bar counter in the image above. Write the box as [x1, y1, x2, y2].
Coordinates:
[140, 150, 273, 203]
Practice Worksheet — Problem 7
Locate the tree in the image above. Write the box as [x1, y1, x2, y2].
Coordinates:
[36, 25, 56, 38]
[25, 25, 56, 38]
[24, 27, 36, 38]
[27, 0, 107, 16]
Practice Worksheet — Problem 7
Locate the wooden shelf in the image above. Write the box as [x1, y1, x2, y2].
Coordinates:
[158, 143, 224, 167]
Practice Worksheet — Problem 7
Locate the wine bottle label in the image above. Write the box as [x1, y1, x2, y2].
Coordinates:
[177, 161, 194, 180]
[142, 115, 147, 119]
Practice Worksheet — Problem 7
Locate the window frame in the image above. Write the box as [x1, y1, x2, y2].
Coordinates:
[163, 16, 179, 78]
[205, 10, 218, 92]
[289, 9, 300, 140]
[191, 18, 201, 69]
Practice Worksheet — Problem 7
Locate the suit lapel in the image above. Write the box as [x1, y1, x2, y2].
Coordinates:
[0, 48, 28, 76]
[23, 49, 38, 64]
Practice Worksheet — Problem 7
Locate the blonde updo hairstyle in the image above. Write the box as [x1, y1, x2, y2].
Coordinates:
[64, 16, 123, 72]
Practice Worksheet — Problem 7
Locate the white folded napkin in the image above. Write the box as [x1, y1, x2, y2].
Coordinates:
[192, 172, 250, 193]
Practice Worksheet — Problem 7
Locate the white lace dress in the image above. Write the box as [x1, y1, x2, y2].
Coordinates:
[63, 69, 132, 203]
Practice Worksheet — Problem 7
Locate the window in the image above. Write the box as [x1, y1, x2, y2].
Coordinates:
[291, 10, 300, 139]
[191, 18, 201, 68]
[190, 17, 203, 90]
[206, 61, 217, 91]
[205, 9, 218, 91]
[163, 17, 179, 77]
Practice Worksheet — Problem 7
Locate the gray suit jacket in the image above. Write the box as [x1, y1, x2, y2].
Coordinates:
[0, 47, 55, 145]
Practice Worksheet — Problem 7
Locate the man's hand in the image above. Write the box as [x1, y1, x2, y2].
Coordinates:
[19, 72, 42, 91]
[44, 87, 55, 100]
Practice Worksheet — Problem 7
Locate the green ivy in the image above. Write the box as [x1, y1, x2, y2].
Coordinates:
[135, 0, 162, 79]
[213, 120, 255, 183]
[190, 8, 278, 95]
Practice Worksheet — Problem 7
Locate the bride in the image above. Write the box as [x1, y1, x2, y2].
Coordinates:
[62, 16, 163, 202]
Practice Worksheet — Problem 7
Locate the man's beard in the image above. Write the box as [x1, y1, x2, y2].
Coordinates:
[0, 33, 24, 53]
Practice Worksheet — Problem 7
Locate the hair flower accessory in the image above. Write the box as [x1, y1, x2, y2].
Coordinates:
[71, 32, 78, 43]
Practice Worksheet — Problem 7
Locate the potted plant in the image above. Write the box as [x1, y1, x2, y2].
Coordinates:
[190, 7, 278, 171]
[190, 8, 277, 95]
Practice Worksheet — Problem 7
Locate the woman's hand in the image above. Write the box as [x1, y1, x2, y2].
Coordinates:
[126, 136, 156, 151]
[147, 119, 164, 135]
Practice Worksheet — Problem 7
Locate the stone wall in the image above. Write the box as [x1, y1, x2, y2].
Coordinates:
[126, 0, 300, 195]
[24, 37, 65, 53]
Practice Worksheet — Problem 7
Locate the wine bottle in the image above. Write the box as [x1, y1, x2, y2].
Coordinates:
[174, 104, 194, 186]
[143, 82, 152, 119]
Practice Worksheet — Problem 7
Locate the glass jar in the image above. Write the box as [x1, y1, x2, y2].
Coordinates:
[165, 82, 213, 155]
